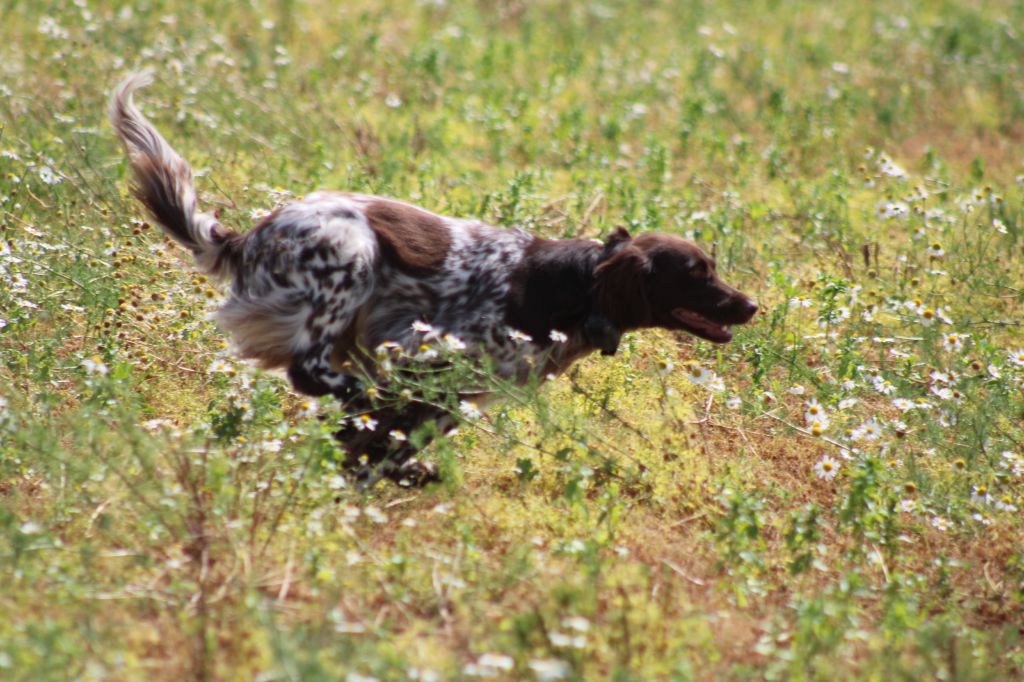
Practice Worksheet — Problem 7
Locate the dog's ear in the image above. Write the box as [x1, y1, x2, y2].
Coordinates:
[601, 226, 632, 257]
[593, 243, 651, 329]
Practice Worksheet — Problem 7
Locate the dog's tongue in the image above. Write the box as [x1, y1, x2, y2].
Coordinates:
[672, 309, 733, 343]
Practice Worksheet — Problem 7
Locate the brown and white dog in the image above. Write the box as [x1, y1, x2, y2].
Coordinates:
[110, 72, 757, 486]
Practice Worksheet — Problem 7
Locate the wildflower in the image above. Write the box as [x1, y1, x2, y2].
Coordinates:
[970, 485, 990, 505]
[931, 516, 950, 532]
[363, 506, 387, 523]
[1009, 349, 1024, 367]
[851, 418, 882, 441]
[416, 344, 439, 360]
[708, 375, 726, 392]
[899, 499, 916, 513]
[459, 400, 482, 420]
[872, 377, 896, 395]
[442, 333, 466, 351]
[804, 398, 826, 422]
[463, 653, 514, 677]
[411, 320, 438, 336]
[685, 365, 713, 386]
[508, 329, 533, 344]
[995, 495, 1018, 512]
[385, 94, 402, 109]
[328, 475, 346, 490]
[82, 355, 108, 375]
[549, 631, 587, 648]
[789, 295, 813, 309]
[389, 429, 407, 442]
[918, 307, 936, 326]
[926, 242, 944, 259]
[993, 218, 1008, 234]
[549, 329, 568, 343]
[942, 333, 966, 353]
[208, 358, 232, 373]
[354, 414, 378, 431]
[788, 384, 805, 396]
[656, 358, 675, 377]
[528, 658, 571, 681]
[563, 616, 590, 632]
[814, 455, 840, 481]
[878, 155, 907, 178]
[297, 400, 317, 418]
[38, 166, 62, 184]
[892, 398, 915, 411]
[838, 397, 858, 410]
[1000, 451, 1023, 477]
[876, 201, 909, 219]
[725, 396, 742, 410]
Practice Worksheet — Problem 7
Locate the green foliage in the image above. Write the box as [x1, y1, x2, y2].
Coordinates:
[2, 0, 1024, 679]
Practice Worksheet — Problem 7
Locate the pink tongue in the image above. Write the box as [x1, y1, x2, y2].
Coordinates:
[673, 309, 732, 342]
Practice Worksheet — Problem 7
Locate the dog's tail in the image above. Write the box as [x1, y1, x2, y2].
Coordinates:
[109, 70, 240, 278]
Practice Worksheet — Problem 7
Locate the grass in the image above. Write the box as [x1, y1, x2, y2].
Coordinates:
[2, 0, 1024, 679]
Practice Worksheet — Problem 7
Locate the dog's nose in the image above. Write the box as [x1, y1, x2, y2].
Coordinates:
[742, 299, 758, 320]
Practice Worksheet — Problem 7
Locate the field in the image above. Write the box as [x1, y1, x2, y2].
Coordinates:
[3, 0, 1024, 679]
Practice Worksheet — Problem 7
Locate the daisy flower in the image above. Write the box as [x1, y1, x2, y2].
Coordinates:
[508, 329, 533, 344]
[549, 330, 568, 343]
[528, 658, 570, 681]
[994, 495, 1018, 512]
[804, 398, 826, 423]
[459, 400, 482, 420]
[83, 355, 109, 376]
[851, 418, 882, 441]
[685, 365, 713, 386]
[442, 334, 466, 351]
[942, 333, 966, 353]
[892, 398, 915, 411]
[814, 454, 840, 481]
[354, 414, 378, 431]
[411, 320, 438, 336]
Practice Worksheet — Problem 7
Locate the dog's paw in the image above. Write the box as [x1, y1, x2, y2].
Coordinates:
[391, 459, 441, 488]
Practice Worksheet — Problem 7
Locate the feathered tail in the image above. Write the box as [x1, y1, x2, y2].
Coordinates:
[109, 70, 240, 278]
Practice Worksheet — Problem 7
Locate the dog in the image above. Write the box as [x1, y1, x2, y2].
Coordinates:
[110, 71, 757, 487]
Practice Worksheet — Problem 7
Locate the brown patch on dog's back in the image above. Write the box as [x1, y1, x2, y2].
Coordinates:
[364, 199, 452, 276]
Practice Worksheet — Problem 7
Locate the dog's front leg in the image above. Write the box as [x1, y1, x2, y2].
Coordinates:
[336, 401, 454, 488]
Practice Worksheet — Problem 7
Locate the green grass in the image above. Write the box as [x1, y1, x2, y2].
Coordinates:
[3, 0, 1024, 679]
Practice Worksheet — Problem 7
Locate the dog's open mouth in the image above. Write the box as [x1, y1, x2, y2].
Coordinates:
[672, 309, 733, 343]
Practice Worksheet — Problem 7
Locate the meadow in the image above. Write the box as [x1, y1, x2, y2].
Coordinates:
[2, 0, 1024, 679]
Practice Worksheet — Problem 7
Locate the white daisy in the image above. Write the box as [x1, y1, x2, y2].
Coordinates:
[814, 454, 840, 481]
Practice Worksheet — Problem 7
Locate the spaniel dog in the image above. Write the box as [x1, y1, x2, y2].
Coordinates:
[110, 72, 757, 487]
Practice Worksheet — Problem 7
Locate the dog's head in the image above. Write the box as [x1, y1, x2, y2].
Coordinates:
[593, 228, 757, 343]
